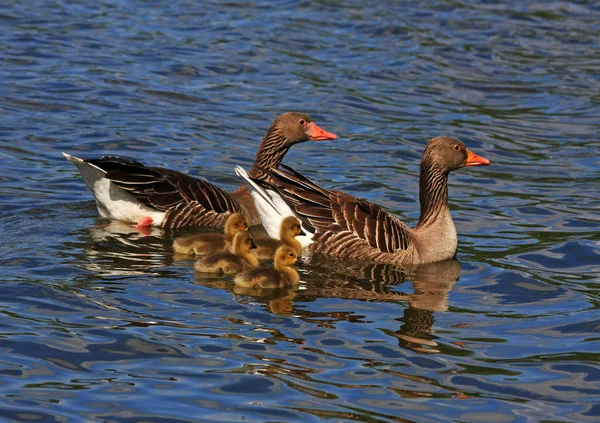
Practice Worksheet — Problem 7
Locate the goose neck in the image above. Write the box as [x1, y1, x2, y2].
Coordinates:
[249, 127, 289, 179]
[416, 162, 449, 228]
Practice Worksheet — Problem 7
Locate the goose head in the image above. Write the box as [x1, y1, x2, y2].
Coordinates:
[421, 137, 490, 174]
[273, 112, 337, 146]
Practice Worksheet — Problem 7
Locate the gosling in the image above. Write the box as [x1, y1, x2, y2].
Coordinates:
[194, 231, 259, 275]
[234, 245, 300, 289]
[253, 216, 304, 260]
[173, 212, 249, 256]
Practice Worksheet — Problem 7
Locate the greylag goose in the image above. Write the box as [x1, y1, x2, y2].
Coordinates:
[63, 112, 337, 229]
[193, 231, 259, 274]
[172, 212, 248, 256]
[253, 216, 305, 260]
[234, 245, 300, 289]
[236, 137, 490, 266]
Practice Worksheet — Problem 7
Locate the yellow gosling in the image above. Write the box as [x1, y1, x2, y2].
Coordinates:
[194, 231, 259, 275]
[173, 213, 248, 256]
[253, 216, 304, 260]
[234, 245, 300, 289]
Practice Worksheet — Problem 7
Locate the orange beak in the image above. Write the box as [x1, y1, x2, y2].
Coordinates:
[465, 149, 490, 166]
[307, 122, 337, 140]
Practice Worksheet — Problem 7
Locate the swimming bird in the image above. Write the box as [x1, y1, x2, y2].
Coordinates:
[63, 112, 337, 229]
[193, 231, 259, 274]
[236, 137, 490, 266]
[172, 212, 248, 256]
[253, 216, 305, 260]
[233, 245, 300, 289]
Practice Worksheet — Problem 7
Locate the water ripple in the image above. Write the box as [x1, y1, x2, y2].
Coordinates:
[1, 0, 599, 422]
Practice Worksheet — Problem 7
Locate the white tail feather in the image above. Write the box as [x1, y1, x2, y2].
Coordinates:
[234, 166, 279, 213]
[63, 152, 166, 225]
[235, 166, 314, 248]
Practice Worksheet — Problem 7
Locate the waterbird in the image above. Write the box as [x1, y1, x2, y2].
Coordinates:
[63, 112, 337, 229]
[236, 137, 489, 266]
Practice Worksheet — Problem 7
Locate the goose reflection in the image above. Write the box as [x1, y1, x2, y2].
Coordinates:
[193, 254, 460, 352]
[299, 257, 460, 353]
[299, 254, 459, 302]
[68, 219, 172, 278]
[73, 219, 461, 353]
[391, 260, 461, 353]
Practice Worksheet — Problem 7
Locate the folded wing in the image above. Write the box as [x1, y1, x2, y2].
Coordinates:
[87, 156, 241, 227]
[261, 165, 412, 253]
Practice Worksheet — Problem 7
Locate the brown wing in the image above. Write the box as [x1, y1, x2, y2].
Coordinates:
[262, 165, 412, 253]
[87, 157, 241, 225]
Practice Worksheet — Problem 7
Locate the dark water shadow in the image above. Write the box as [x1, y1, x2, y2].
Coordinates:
[189, 247, 461, 354]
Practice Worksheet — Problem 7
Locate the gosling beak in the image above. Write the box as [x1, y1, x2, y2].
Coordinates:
[250, 239, 257, 250]
[299, 228, 306, 236]
[465, 149, 490, 166]
[307, 122, 337, 141]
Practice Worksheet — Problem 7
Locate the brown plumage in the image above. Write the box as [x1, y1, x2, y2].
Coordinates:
[254, 137, 490, 266]
[233, 245, 300, 289]
[172, 212, 249, 256]
[65, 112, 337, 229]
[193, 231, 259, 274]
[253, 216, 304, 260]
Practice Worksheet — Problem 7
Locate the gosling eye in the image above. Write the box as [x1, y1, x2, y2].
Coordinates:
[289, 253, 295, 257]
[453, 144, 460, 151]
[298, 119, 306, 125]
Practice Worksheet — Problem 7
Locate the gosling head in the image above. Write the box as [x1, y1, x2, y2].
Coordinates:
[280, 216, 305, 238]
[231, 231, 257, 254]
[225, 212, 249, 237]
[275, 245, 298, 267]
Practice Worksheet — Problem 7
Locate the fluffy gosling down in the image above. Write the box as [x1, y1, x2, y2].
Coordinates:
[173, 213, 249, 256]
[194, 231, 259, 275]
[234, 245, 300, 289]
[253, 216, 304, 260]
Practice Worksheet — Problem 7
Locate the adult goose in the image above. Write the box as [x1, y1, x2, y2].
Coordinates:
[235, 137, 490, 266]
[63, 112, 337, 229]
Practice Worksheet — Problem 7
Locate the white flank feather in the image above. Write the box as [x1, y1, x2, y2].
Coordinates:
[63, 152, 166, 226]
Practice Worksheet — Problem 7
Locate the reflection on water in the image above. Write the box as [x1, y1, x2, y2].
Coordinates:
[192, 251, 461, 354]
[76, 220, 461, 355]
[2, 206, 599, 421]
[1, 0, 599, 421]
[74, 220, 170, 277]
[298, 258, 461, 354]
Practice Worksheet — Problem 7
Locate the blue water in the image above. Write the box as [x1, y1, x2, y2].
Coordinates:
[1, 1, 599, 422]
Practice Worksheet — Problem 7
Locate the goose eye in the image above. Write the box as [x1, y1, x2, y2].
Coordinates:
[453, 145, 460, 151]
[298, 119, 305, 125]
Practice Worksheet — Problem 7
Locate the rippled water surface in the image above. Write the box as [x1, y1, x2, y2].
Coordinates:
[1, 1, 599, 422]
